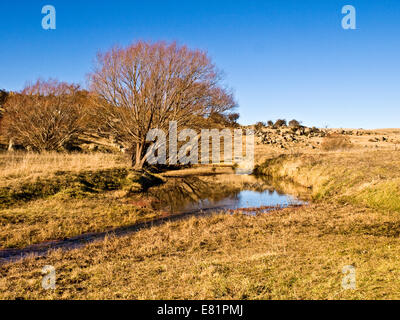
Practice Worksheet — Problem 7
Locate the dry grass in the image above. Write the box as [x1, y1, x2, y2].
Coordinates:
[1, 145, 400, 300]
[1, 203, 399, 300]
[321, 133, 352, 151]
[255, 150, 400, 212]
[0, 194, 158, 249]
[0, 152, 127, 188]
[0, 153, 166, 248]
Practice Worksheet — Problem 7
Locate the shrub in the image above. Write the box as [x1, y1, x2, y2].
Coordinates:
[321, 133, 352, 151]
[289, 119, 301, 128]
[228, 113, 240, 125]
[274, 119, 287, 127]
[254, 121, 266, 132]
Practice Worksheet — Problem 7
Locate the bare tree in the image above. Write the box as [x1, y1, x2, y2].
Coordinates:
[3, 80, 90, 152]
[89, 41, 236, 169]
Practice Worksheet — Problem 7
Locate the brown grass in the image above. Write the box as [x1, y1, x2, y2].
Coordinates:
[0, 152, 127, 188]
[1, 143, 400, 300]
[1, 202, 400, 300]
[321, 134, 352, 151]
[0, 195, 158, 249]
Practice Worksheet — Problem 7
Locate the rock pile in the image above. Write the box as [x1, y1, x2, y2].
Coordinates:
[255, 126, 327, 149]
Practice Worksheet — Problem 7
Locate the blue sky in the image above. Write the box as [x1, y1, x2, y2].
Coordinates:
[1, 0, 399, 128]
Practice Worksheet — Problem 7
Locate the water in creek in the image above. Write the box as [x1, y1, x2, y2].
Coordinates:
[146, 173, 307, 215]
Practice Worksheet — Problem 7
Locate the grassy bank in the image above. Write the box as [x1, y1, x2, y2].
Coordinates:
[254, 151, 400, 212]
[0, 152, 165, 249]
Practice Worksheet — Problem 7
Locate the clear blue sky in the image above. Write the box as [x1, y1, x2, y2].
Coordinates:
[1, 0, 399, 128]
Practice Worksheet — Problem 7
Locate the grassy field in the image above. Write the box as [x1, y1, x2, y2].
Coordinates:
[0, 152, 168, 248]
[0, 152, 127, 188]
[0, 132, 400, 300]
[1, 202, 400, 299]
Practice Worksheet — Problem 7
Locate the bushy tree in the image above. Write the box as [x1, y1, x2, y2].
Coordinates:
[228, 113, 240, 125]
[289, 119, 301, 128]
[3, 80, 90, 152]
[90, 41, 236, 168]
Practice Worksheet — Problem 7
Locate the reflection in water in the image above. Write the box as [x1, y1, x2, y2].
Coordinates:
[146, 174, 306, 215]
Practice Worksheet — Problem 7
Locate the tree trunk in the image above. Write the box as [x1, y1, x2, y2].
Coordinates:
[7, 138, 14, 152]
[132, 142, 144, 169]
